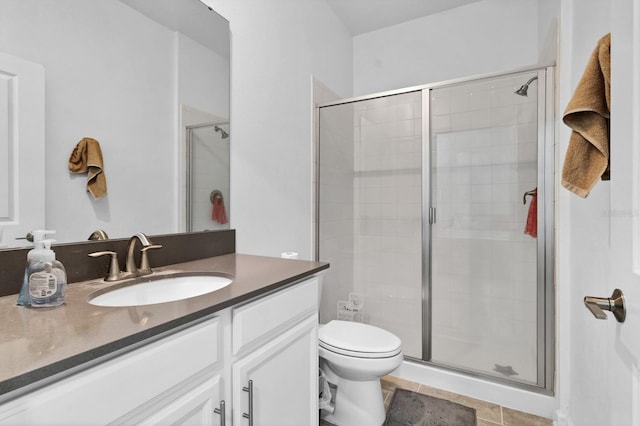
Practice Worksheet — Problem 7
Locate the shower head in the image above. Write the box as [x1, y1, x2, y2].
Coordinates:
[214, 125, 229, 139]
[514, 76, 538, 97]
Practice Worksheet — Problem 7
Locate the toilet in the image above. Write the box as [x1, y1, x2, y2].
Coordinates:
[318, 320, 403, 426]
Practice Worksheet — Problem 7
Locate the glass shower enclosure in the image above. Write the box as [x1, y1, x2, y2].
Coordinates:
[316, 68, 554, 391]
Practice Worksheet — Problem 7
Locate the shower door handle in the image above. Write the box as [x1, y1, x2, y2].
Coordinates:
[429, 207, 436, 224]
[584, 289, 626, 323]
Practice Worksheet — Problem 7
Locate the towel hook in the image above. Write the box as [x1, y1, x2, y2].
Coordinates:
[523, 188, 537, 205]
[210, 189, 223, 205]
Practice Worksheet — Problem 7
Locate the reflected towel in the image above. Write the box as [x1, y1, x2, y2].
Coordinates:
[561, 33, 611, 198]
[68, 137, 108, 199]
[211, 192, 228, 224]
[525, 191, 537, 238]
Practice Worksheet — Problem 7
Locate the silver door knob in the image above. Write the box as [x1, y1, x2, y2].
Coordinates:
[584, 288, 626, 323]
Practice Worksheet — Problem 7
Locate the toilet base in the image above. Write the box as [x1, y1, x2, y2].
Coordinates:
[320, 360, 386, 426]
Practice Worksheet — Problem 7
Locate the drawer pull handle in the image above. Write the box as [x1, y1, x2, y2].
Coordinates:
[242, 380, 253, 425]
[213, 399, 225, 425]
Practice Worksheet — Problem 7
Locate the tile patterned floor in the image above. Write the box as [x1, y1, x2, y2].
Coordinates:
[320, 375, 553, 426]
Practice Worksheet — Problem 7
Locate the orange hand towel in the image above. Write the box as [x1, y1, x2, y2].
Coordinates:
[561, 33, 610, 198]
[525, 191, 537, 238]
[68, 137, 108, 200]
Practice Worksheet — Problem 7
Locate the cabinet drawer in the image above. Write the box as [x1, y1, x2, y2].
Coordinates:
[0, 315, 223, 425]
[232, 277, 318, 355]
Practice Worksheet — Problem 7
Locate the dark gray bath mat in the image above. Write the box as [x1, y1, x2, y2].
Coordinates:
[384, 389, 477, 426]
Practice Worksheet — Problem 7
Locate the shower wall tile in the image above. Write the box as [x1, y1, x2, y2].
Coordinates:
[397, 102, 415, 120]
[469, 90, 492, 111]
[518, 123, 537, 142]
[517, 103, 538, 124]
[398, 119, 415, 137]
[518, 142, 538, 162]
[431, 114, 451, 133]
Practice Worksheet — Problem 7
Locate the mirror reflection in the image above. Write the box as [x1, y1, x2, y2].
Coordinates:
[0, 0, 230, 247]
[185, 119, 230, 232]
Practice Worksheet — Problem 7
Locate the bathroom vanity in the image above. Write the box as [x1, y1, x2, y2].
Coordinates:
[0, 253, 327, 425]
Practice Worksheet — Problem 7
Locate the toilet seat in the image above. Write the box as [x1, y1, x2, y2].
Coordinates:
[319, 320, 402, 359]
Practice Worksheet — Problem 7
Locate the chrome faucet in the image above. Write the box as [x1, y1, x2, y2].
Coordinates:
[125, 232, 162, 276]
[87, 229, 109, 240]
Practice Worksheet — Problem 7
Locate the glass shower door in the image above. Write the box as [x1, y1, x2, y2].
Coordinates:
[317, 91, 424, 358]
[428, 71, 545, 386]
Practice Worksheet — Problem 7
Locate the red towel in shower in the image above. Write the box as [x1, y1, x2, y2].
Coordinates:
[525, 192, 537, 238]
[212, 194, 228, 224]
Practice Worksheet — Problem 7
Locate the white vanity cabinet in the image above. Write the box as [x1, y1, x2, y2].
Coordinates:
[0, 276, 320, 426]
[0, 315, 226, 425]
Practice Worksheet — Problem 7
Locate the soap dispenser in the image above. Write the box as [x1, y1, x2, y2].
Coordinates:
[18, 230, 68, 307]
[17, 229, 54, 306]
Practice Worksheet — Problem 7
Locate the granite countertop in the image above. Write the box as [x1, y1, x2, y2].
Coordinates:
[0, 253, 328, 401]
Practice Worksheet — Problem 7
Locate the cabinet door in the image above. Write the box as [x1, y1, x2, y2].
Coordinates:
[136, 375, 225, 426]
[232, 315, 318, 426]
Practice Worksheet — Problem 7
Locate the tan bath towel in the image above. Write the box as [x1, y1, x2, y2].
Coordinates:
[561, 33, 611, 198]
[68, 137, 108, 199]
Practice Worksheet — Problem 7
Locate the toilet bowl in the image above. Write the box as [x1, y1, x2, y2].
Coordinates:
[318, 320, 403, 426]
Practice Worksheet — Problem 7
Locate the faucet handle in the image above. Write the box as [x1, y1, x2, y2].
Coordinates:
[138, 244, 162, 275]
[88, 251, 123, 282]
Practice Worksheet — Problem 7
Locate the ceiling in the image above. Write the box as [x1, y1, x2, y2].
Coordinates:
[325, 0, 484, 35]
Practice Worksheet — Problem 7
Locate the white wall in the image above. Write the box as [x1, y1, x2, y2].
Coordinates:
[207, 0, 353, 260]
[352, 0, 547, 96]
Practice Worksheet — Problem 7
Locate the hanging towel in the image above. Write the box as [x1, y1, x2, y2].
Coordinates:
[68, 137, 108, 199]
[211, 191, 228, 224]
[525, 191, 537, 238]
[561, 33, 611, 198]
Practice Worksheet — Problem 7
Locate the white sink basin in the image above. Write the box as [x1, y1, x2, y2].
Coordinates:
[89, 275, 232, 307]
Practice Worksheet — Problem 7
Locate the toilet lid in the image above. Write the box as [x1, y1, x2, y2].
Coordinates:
[318, 320, 402, 358]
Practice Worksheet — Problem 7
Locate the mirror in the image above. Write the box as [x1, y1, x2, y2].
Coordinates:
[0, 0, 230, 247]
